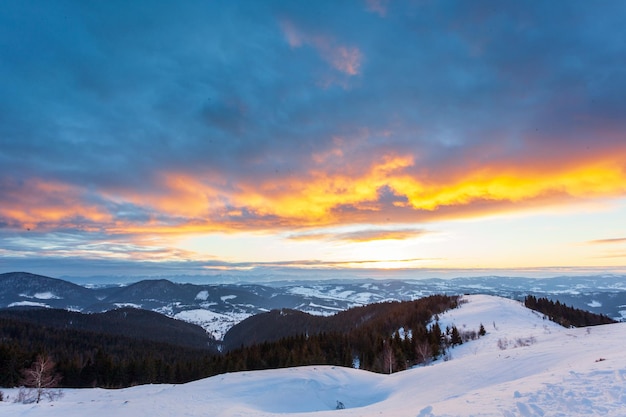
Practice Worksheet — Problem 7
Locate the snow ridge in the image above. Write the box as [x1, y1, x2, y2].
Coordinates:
[2, 295, 625, 416]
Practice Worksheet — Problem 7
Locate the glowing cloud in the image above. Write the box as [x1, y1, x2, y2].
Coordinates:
[0, 179, 112, 231]
[4, 151, 626, 237]
[210, 151, 626, 229]
[2, 1, 626, 274]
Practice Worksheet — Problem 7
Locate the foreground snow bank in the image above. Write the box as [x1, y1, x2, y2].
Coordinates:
[2, 295, 626, 417]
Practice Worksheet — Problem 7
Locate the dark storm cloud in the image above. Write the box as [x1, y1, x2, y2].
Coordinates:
[3, 0, 625, 186]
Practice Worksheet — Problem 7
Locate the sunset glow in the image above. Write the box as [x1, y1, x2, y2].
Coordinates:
[1, 1, 626, 278]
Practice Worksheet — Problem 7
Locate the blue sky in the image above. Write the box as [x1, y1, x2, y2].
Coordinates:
[1, 0, 626, 278]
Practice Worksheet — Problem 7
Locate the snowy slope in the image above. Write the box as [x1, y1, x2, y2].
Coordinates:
[2, 294, 625, 417]
[173, 309, 251, 340]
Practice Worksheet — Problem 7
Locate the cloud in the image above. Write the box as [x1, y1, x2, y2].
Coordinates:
[588, 238, 626, 245]
[0, 178, 113, 231]
[2, 147, 626, 237]
[288, 227, 428, 243]
[0, 253, 440, 278]
[0, 230, 205, 265]
[2, 1, 626, 272]
[261, 257, 439, 268]
[280, 19, 363, 76]
[365, 0, 389, 17]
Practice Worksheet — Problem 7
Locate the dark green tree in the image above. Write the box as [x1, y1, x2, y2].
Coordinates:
[450, 326, 462, 346]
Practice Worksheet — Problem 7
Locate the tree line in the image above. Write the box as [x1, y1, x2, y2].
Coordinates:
[0, 295, 480, 388]
[0, 315, 219, 388]
[524, 295, 617, 327]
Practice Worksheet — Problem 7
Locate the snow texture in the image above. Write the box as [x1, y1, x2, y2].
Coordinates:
[174, 309, 251, 340]
[194, 290, 209, 301]
[113, 303, 142, 309]
[2, 295, 625, 416]
[7, 301, 49, 308]
[17, 292, 62, 300]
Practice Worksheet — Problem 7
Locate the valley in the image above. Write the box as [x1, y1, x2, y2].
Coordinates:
[2, 294, 625, 416]
[2, 272, 625, 341]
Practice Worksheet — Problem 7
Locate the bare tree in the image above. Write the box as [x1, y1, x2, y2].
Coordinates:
[415, 342, 432, 364]
[21, 355, 62, 403]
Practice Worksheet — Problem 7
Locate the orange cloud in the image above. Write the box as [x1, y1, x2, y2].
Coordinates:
[126, 173, 223, 219]
[4, 147, 626, 240]
[234, 150, 626, 230]
[0, 179, 112, 231]
[389, 159, 626, 212]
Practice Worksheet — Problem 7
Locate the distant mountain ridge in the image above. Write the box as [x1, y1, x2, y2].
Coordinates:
[1, 271, 625, 340]
[0, 272, 100, 308]
[1, 272, 622, 390]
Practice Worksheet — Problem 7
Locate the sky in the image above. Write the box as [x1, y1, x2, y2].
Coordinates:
[1, 0, 626, 279]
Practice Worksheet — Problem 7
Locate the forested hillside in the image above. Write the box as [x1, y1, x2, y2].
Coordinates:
[0, 295, 463, 387]
[0, 315, 218, 388]
[523, 295, 617, 327]
[0, 307, 218, 350]
[222, 294, 466, 374]
[6, 294, 613, 389]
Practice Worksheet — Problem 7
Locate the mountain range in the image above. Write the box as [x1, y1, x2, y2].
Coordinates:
[1, 271, 624, 341]
[2, 294, 625, 416]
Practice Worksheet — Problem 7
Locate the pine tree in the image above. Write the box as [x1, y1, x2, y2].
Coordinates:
[382, 340, 394, 374]
[450, 326, 462, 346]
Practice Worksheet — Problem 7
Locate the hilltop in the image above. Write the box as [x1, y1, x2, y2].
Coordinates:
[2, 294, 625, 416]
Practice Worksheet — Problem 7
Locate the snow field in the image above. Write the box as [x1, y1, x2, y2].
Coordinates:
[2, 294, 625, 416]
[173, 309, 251, 340]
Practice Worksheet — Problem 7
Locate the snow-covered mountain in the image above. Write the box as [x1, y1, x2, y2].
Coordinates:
[2, 294, 624, 416]
[2, 272, 625, 340]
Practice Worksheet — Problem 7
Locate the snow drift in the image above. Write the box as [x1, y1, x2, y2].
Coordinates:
[2, 294, 625, 416]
